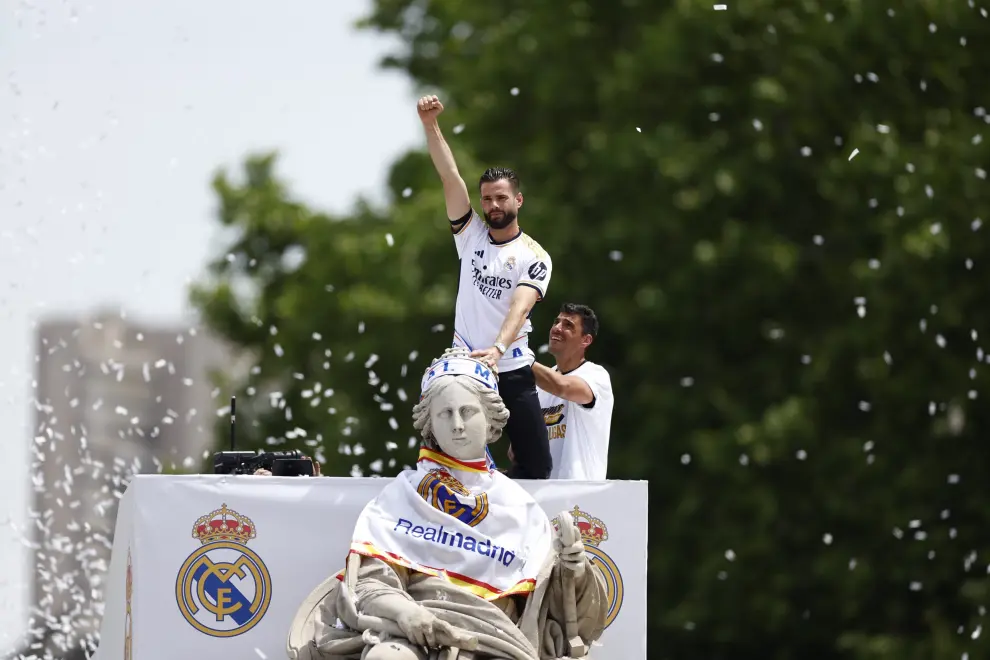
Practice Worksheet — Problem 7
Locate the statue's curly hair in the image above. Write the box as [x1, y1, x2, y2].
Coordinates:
[412, 376, 510, 450]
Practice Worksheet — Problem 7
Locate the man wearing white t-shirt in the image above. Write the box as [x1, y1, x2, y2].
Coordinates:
[533, 303, 613, 480]
[417, 94, 553, 479]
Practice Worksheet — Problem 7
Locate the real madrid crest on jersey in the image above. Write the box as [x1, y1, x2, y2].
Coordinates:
[175, 504, 272, 638]
[569, 505, 624, 628]
[417, 468, 490, 527]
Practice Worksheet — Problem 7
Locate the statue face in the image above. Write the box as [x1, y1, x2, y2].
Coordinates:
[430, 380, 488, 460]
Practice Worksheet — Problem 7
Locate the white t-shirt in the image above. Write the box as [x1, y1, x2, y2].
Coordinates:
[537, 361, 613, 480]
[451, 210, 553, 373]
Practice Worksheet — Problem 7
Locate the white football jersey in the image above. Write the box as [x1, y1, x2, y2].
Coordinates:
[451, 210, 553, 373]
[537, 361, 613, 480]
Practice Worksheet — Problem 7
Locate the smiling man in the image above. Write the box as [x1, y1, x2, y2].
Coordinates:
[532, 303, 613, 480]
[417, 94, 553, 480]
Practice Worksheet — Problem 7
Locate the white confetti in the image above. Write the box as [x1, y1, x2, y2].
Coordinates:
[714, 3, 727, 9]
[385, 233, 394, 247]
[848, 148, 860, 161]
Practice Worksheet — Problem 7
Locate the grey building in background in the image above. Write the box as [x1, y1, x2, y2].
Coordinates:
[14, 310, 228, 659]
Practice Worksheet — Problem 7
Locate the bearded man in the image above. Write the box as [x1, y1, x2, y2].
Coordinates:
[416, 93, 553, 480]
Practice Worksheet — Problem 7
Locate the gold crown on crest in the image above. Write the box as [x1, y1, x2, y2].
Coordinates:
[192, 504, 256, 546]
[570, 505, 609, 547]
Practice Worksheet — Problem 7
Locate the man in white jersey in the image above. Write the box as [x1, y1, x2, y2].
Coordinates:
[533, 303, 613, 480]
[417, 94, 554, 479]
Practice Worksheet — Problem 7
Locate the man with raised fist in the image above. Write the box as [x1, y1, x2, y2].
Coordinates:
[416, 94, 553, 480]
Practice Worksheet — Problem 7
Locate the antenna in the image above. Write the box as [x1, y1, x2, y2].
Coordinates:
[229, 395, 236, 451]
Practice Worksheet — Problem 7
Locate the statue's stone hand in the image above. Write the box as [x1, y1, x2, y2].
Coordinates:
[555, 535, 587, 579]
[395, 604, 453, 648]
[553, 511, 588, 579]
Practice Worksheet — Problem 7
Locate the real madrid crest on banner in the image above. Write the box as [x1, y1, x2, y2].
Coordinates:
[175, 504, 272, 637]
[570, 505, 624, 628]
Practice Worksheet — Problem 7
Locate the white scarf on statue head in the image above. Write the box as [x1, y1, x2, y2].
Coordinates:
[350, 448, 553, 599]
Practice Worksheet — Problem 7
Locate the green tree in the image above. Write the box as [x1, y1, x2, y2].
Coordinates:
[190, 151, 476, 475]
[192, 2, 990, 658]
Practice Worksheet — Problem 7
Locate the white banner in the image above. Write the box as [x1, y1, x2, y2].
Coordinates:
[94, 474, 647, 660]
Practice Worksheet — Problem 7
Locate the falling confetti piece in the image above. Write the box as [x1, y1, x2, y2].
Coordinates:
[714, 4, 727, 9]
[848, 148, 860, 161]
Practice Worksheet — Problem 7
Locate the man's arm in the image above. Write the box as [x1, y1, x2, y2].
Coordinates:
[417, 95, 471, 221]
[469, 286, 540, 367]
[532, 362, 595, 406]
[495, 285, 541, 350]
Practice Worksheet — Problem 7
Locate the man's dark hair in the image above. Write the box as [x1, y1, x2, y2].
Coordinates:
[560, 303, 599, 339]
[479, 167, 520, 193]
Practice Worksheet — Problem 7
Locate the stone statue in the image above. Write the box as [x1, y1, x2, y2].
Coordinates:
[287, 349, 608, 660]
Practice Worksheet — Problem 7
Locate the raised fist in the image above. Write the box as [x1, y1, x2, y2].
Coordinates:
[417, 95, 444, 122]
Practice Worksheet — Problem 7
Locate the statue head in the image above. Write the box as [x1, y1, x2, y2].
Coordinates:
[412, 351, 509, 461]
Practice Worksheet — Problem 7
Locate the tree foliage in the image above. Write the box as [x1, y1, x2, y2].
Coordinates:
[191, 2, 990, 657]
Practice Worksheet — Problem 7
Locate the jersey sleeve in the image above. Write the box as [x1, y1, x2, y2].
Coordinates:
[575, 364, 613, 410]
[451, 208, 486, 259]
[518, 249, 552, 300]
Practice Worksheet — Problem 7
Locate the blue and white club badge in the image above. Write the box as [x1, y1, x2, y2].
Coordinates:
[175, 504, 272, 638]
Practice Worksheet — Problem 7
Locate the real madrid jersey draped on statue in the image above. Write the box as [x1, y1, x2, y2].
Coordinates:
[451, 209, 553, 373]
[349, 447, 554, 599]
